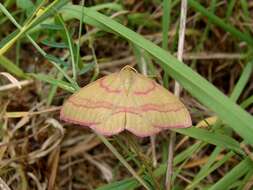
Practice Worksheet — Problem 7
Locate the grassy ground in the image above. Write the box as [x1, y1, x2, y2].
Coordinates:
[0, 0, 253, 190]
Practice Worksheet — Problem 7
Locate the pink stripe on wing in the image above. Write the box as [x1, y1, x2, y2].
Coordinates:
[68, 98, 184, 113]
[133, 81, 156, 95]
[61, 114, 124, 136]
[99, 77, 122, 94]
[60, 115, 100, 126]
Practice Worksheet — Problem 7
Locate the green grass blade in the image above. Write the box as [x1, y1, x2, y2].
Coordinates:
[40, 23, 64, 30]
[162, 0, 171, 50]
[174, 142, 204, 165]
[90, 3, 123, 11]
[225, 0, 236, 20]
[186, 60, 253, 188]
[45, 55, 78, 89]
[30, 73, 76, 93]
[230, 61, 253, 102]
[0, 1, 68, 55]
[161, 0, 171, 88]
[237, 168, 253, 190]
[97, 134, 151, 190]
[188, 0, 253, 46]
[192, 146, 222, 180]
[173, 128, 244, 155]
[57, 15, 77, 81]
[241, 95, 253, 109]
[0, 30, 19, 48]
[187, 151, 235, 189]
[41, 39, 68, 48]
[75, 0, 85, 74]
[28, 0, 69, 29]
[208, 157, 253, 190]
[0, 55, 26, 78]
[190, 148, 222, 188]
[0, 2, 79, 89]
[60, 4, 113, 33]
[96, 178, 138, 190]
[240, 0, 250, 21]
[46, 71, 64, 106]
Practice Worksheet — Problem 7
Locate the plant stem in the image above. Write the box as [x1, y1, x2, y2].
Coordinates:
[165, 0, 188, 189]
[97, 133, 150, 190]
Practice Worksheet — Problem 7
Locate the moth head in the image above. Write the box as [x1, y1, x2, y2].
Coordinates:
[119, 65, 137, 95]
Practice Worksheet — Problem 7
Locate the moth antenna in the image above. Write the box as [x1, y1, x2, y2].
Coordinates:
[120, 65, 138, 73]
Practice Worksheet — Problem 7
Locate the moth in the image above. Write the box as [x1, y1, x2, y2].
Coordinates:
[60, 66, 191, 137]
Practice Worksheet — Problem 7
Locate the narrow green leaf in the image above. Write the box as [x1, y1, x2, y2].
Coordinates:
[40, 23, 64, 30]
[230, 61, 253, 102]
[240, 0, 250, 20]
[162, 0, 170, 50]
[60, 5, 113, 33]
[225, 0, 236, 20]
[241, 95, 253, 109]
[187, 60, 253, 189]
[57, 15, 77, 81]
[0, 30, 19, 48]
[0, 0, 69, 55]
[174, 142, 204, 165]
[16, 0, 35, 16]
[188, 0, 253, 46]
[187, 151, 235, 189]
[237, 168, 253, 190]
[188, 147, 222, 189]
[47, 71, 65, 106]
[128, 13, 160, 28]
[41, 39, 68, 48]
[78, 63, 95, 75]
[29, 0, 69, 29]
[30, 73, 75, 93]
[96, 178, 138, 190]
[90, 3, 123, 11]
[45, 54, 68, 67]
[0, 55, 26, 78]
[173, 128, 244, 155]
[209, 157, 253, 190]
[162, 0, 171, 88]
